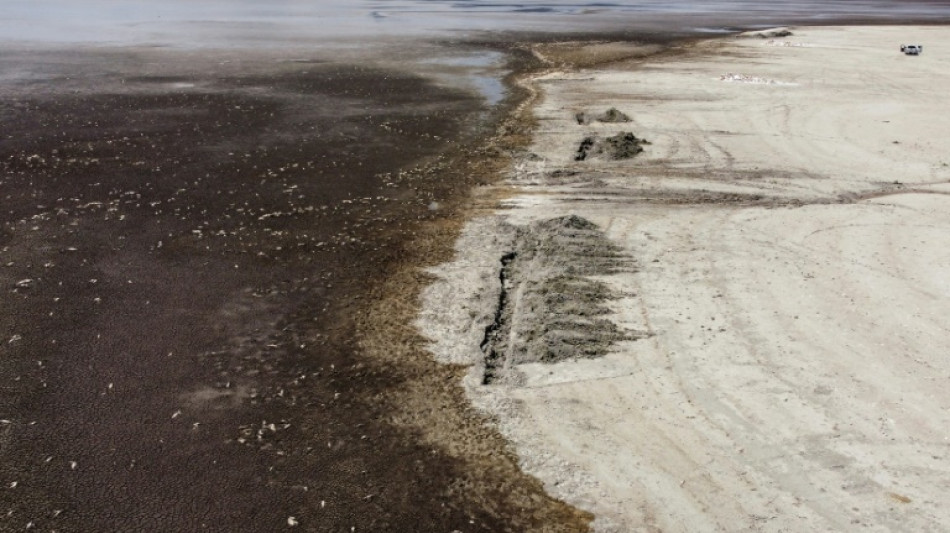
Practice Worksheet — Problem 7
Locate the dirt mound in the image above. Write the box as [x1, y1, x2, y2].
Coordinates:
[574, 108, 631, 125]
[604, 132, 647, 158]
[575, 132, 648, 161]
[596, 107, 631, 123]
[480, 216, 645, 384]
[575, 136, 597, 160]
[537, 214, 599, 232]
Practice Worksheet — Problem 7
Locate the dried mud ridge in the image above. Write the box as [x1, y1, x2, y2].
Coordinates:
[481, 215, 646, 385]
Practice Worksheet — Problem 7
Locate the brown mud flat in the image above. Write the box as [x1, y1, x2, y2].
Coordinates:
[0, 45, 591, 532]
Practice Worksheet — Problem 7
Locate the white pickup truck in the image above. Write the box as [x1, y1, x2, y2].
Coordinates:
[901, 44, 923, 55]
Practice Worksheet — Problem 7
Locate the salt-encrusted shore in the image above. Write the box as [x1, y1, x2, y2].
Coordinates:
[420, 25, 950, 531]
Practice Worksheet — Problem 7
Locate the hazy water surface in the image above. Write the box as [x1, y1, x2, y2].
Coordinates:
[5, 0, 950, 47]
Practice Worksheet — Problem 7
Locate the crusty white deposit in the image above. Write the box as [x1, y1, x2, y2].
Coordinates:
[419, 26, 950, 532]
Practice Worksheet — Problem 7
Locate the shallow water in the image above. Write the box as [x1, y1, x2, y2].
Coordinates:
[5, 0, 950, 47]
[420, 51, 508, 105]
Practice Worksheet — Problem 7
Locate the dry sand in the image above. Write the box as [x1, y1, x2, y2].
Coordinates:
[419, 25, 950, 531]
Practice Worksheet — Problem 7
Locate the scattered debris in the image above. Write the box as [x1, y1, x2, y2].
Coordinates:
[888, 492, 912, 504]
[720, 73, 780, 84]
[765, 39, 805, 47]
[737, 27, 793, 39]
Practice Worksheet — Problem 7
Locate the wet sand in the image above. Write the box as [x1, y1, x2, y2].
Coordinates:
[0, 43, 595, 531]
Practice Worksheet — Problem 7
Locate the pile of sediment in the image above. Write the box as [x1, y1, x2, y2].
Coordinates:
[480, 215, 643, 384]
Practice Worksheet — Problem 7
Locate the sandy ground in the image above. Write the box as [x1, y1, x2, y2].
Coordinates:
[419, 26, 950, 531]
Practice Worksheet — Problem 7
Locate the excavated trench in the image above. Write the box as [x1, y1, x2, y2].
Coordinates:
[481, 251, 518, 385]
[479, 215, 647, 385]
